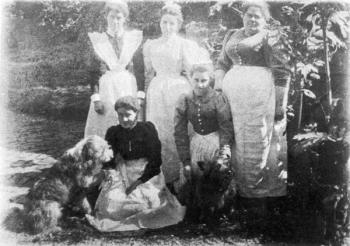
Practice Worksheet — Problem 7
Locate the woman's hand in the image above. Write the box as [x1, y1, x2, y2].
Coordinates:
[125, 179, 142, 195]
[275, 86, 288, 122]
[275, 105, 286, 121]
[183, 165, 192, 182]
[138, 97, 145, 108]
[94, 101, 104, 115]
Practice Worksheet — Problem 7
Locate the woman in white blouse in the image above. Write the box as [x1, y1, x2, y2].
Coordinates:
[143, 3, 209, 184]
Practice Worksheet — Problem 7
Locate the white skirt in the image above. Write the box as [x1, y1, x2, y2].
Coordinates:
[222, 66, 287, 198]
[86, 158, 186, 232]
[146, 74, 192, 183]
[84, 70, 137, 138]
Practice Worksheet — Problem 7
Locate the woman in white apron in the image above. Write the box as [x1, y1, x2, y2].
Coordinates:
[143, 3, 210, 184]
[214, 1, 291, 218]
[86, 96, 185, 232]
[174, 64, 234, 213]
[84, 1, 144, 138]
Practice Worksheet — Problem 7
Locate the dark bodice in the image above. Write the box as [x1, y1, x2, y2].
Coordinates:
[216, 28, 291, 87]
[225, 29, 267, 67]
[105, 122, 161, 183]
[174, 88, 234, 165]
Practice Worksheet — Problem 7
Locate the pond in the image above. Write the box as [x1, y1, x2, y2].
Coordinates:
[1, 110, 85, 158]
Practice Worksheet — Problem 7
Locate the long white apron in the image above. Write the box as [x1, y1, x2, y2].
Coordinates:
[84, 30, 142, 138]
[222, 66, 287, 198]
[86, 158, 186, 231]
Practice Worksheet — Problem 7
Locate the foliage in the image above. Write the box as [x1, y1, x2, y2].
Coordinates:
[208, 2, 350, 243]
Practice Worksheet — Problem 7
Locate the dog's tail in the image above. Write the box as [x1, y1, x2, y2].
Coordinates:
[24, 200, 62, 234]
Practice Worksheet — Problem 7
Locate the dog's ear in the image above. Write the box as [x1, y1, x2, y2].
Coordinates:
[61, 151, 76, 164]
[81, 143, 93, 162]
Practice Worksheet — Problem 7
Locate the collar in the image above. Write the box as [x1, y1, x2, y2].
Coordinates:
[120, 121, 138, 132]
[188, 88, 216, 104]
[106, 28, 125, 40]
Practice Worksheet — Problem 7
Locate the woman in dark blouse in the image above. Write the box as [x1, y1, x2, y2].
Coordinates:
[86, 96, 185, 232]
[215, 1, 291, 199]
[175, 64, 234, 171]
[174, 64, 234, 203]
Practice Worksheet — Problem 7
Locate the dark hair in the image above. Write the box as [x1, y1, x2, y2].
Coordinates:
[190, 64, 213, 77]
[104, 1, 129, 18]
[242, 1, 271, 20]
[114, 96, 140, 112]
[161, 3, 183, 26]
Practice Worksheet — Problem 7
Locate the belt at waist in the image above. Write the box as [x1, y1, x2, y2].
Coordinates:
[193, 127, 218, 136]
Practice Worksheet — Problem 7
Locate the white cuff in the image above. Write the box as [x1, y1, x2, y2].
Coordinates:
[90, 93, 101, 102]
[137, 91, 146, 99]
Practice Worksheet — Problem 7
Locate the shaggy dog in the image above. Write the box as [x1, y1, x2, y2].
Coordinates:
[195, 159, 236, 225]
[23, 135, 113, 234]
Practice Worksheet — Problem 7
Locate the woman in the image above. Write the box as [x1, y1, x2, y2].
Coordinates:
[174, 64, 234, 209]
[215, 2, 291, 200]
[143, 3, 208, 183]
[86, 96, 185, 232]
[84, 1, 145, 138]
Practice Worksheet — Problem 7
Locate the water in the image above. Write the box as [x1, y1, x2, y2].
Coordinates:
[1, 110, 85, 158]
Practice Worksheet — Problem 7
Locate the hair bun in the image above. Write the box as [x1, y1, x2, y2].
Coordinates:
[162, 2, 181, 12]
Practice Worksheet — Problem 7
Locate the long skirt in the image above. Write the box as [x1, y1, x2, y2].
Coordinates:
[146, 74, 192, 183]
[84, 70, 137, 138]
[86, 158, 186, 231]
[222, 66, 287, 198]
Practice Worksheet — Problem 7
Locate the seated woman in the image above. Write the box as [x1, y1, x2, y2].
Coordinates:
[86, 96, 185, 232]
[174, 64, 234, 211]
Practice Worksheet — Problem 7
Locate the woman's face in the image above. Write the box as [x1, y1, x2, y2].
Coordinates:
[243, 6, 267, 35]
[192, 71, 211, 97]
[117, 107, 138, 129]
[160, 14, 179, 37]
[106, 10, 126, 34]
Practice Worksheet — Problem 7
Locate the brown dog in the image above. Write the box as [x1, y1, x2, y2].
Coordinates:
[23, 135, 113, 234]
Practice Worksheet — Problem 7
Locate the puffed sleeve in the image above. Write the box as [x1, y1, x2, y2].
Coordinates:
[174, 94, 191, 166]
[264, 30, 292, 87]
[215, 92, 234, 147]
[215, 29, 236, 72]
[143, 39, 155, 93]
[182, 38, 211, 72]
[138, 122, 162, 183]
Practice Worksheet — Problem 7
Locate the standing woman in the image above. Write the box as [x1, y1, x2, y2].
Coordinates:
[143, 3, 207, 183]
[215, 2, 291, 201]
[85, 1, 145, 138]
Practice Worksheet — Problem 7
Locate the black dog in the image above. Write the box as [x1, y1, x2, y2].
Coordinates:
[194, 159, 236, 225]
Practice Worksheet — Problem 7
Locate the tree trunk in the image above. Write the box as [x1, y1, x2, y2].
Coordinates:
[321, 14, 332, 124]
